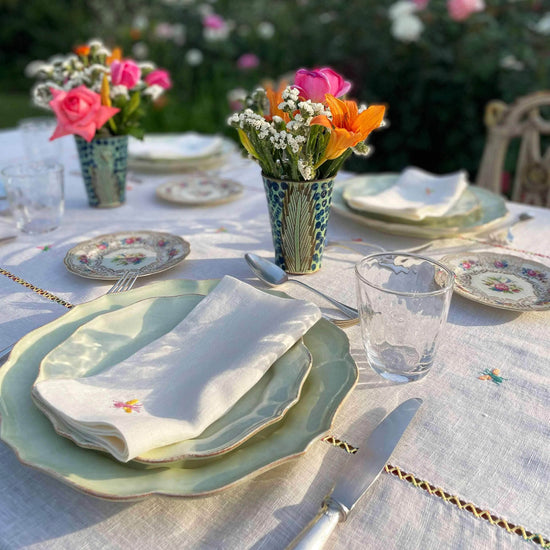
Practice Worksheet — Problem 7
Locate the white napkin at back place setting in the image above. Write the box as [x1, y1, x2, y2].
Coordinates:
[128, 133, 224, 161]
[343, 167, 469, 221]
[32, 276, 321, 462]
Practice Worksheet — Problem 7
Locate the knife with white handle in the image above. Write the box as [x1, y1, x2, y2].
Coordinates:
[287, 398, 423, 550]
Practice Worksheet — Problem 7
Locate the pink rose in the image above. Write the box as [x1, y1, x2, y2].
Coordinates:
[293, 67, 351, 103]
[203, 14, 226, 29]
[48, 86, 119, 142]
[145, 69, 172, 90]
[447, 0, 485, 21]
[110, 59, 141, 88]
[237, 53, 260, 70]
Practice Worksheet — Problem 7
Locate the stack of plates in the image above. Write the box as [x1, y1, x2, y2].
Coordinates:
[332, 173, 509, 238]
[0, 279, 357, 500]
[128, 133, 236, 173]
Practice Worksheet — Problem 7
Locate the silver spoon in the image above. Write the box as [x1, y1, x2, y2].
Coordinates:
[244, 253, 358, 319]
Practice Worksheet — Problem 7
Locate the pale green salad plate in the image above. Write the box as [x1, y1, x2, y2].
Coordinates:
[34, 293, 313, 462]
[332, 174, 508, 238]
[0, 279, 358, 500]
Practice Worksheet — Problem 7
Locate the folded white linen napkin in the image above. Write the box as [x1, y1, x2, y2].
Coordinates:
[344, 167, 469, 221]
[32, 276, 321, 462]
[129, 133, 223, 160]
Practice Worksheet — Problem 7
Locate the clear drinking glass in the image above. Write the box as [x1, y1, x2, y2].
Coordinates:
[18, 117, 62, 162]
[1, 161, 64, 234]
[355, 253, 454, 383]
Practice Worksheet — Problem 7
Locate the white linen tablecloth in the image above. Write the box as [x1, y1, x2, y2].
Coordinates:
[1, 129, 549, 549]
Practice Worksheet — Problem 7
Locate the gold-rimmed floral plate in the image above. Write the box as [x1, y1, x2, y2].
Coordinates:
[442, 252, 550, 311]
[64, 231, 190, 280]
[0, 279, 358, 500]
[156, 173, 243, 206]
[33, 293, 313, 462]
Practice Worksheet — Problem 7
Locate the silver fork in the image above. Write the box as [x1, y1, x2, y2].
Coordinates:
[107, 270, 139, 294]
[0, 271, 139, 364]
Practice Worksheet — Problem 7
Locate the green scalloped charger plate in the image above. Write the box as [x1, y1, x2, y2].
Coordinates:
[0, 279, 357, 500]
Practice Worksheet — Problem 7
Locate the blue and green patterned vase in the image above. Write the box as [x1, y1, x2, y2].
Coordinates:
[262, 174, 335, 274]
[75, 135, 129, 208]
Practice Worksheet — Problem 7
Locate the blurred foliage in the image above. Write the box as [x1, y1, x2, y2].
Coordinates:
[0, 0, 548, 179]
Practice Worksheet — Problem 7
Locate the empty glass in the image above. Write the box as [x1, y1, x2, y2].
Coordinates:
[18, 117, 62, 162]
[355, 253, 454, 383]
[1, 161, 64, 234]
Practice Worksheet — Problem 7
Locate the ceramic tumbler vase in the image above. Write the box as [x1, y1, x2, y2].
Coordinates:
[75, 135, 129, 208]
[262, 174, 335, 274]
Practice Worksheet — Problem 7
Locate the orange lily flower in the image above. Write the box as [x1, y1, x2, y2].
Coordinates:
[312, 94, 386, 161]
[106, 47, 122, 65]
[264, 80, 290, 123]
[74, 44, 90, 57]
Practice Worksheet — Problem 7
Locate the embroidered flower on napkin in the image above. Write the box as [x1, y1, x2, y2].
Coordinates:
[343, 167, 469, 221]
[32, 276, 321, 462]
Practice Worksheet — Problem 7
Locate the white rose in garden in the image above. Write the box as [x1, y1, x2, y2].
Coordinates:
[533, 12, 550, 35]
[392, 14, 424, 42]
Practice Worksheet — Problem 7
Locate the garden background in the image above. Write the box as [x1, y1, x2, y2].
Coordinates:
[0, 0, 548, 187]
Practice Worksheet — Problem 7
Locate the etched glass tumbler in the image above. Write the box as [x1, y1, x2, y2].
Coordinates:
[355, 253, 454, 383]
[2, 161, 64, 234]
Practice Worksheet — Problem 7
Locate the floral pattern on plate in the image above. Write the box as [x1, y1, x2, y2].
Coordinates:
[64, 231, 190, 280]
[156, 173, 243, 206]
[442, 252, 550, 311]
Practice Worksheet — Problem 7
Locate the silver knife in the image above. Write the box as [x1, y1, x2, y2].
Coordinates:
[287, 398, 423, 550]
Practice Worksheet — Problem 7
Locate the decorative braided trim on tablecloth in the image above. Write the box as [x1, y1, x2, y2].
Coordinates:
[0, 267, 74, 309]
[322, 436, 549, 548]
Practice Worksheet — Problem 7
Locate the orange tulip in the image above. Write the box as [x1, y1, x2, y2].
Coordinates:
[264, 80, 289, 123]
[74, 44, 90, 57]
[312, 94, 386, 161]
[106, 47, 122, 65]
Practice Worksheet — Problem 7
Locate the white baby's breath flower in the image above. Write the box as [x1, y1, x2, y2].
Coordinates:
[111, 85, 130, 99]
[143, 84, 164, 100]
[185, 48, 204, 66]
[138, 61, 156, 72]
[25, 60, 48, 78]
[87, 39, 104, 49]
[298, 159, 315, 181]
[353, 142, 372, 156]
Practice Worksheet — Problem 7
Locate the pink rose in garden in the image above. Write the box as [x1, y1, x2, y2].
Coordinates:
[203, 14, 226, 29]
[49, 86, 119, 142]
[237, 53, 260, 70]
[110, 59, 141, 88]
[447, 0, 485, 21]
[293, 67, 351, 103]
[145, 69, 172, 90]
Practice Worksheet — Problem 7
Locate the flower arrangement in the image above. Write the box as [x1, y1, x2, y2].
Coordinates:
[228, 68, 386, 182]
[28, 39, 172, 142]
